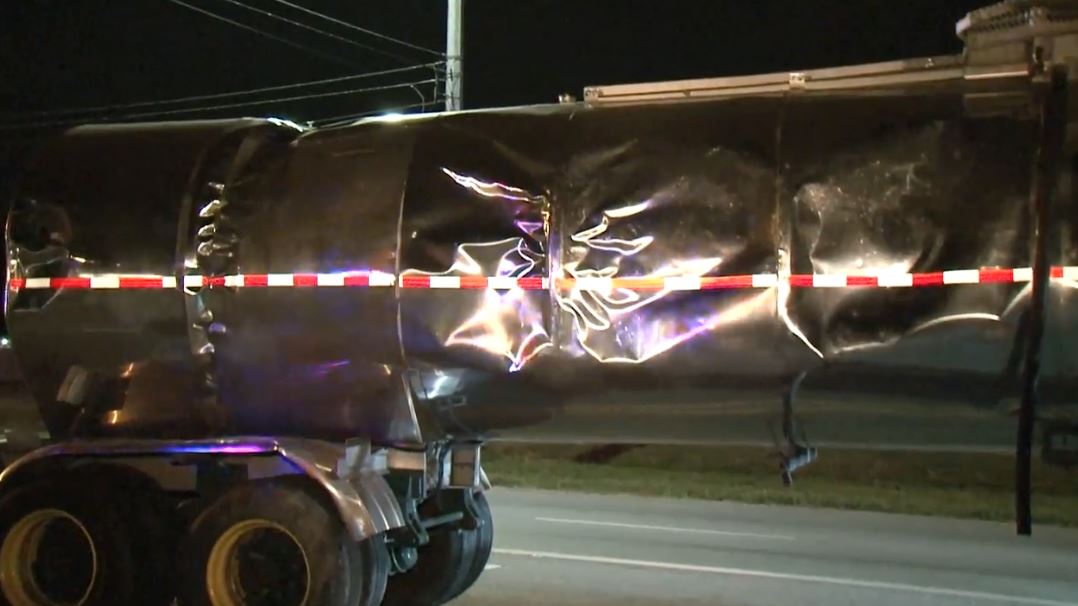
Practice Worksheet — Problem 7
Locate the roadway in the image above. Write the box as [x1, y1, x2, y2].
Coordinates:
[452, 488, 1078, 606]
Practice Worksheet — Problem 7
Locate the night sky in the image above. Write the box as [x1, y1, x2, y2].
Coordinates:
[1, 0, 989, 129]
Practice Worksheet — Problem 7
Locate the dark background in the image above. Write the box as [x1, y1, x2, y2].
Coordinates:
[1, 0, 988, 127]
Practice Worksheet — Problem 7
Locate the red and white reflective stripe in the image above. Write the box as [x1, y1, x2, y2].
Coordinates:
[7, 266, 1078, 291]
[174, 272, 398, 288]
[784, 267, 1040, 288]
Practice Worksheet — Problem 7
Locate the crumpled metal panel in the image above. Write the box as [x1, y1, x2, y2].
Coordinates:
[399, 121, 553, 373]
[551, 101, 787, 372]
[785, 99, 1033, 358]
[399, 92, 1062, 451]
[4, 82, 1075, 451]
[780, 96, 1043, 451]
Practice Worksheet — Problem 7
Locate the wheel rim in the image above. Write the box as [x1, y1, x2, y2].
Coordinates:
[206, 519, 311, 606]
[0, 509, 98, 606]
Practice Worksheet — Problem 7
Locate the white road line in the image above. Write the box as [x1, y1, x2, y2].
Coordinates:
[484, 564, 502, 571]
[536, 517, 794, 541]
[493, 548, 1076, 606]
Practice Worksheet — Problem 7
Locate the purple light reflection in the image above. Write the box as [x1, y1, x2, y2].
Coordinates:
[569, 288, 770, 364]
[161, 442, 275, 455]
[513, 219, 545, 236]
[307, 359, 351, 379]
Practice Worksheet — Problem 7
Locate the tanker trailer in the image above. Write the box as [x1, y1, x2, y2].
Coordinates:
[2, 2, 1078, 605]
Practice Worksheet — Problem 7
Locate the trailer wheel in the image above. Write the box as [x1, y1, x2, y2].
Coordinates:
[382, 501, 479, 606]
[443, 491, 494, 603]
[350, 534, 389, 606]
[0, 478, 138, 606]
[178, 477, 387, 606]
[79, 465, 181, 606]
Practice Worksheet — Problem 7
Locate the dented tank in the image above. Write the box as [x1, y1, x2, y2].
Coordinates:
[3, 70, 1077, 455]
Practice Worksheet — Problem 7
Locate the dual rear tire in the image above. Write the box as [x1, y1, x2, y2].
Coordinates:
[178, 476, 388, 606]
[383, 491, 494, 606]
[0, 470, 176, 606]
[0, 472, 491, 606]
[180, 481, 494, 606]
[0, 473, 387, 606]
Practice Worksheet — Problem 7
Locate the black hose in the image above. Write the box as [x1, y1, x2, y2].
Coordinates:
[1016, 64, 1068, 537]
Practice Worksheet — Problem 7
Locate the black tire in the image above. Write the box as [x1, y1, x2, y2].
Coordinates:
[442, 491, 493, 603]
[178, 476, 387, 606]
[0, 477, 139, 606]
[382, 502, 479, 606]
[78, 464, 181, 606]
[353, 533, 390, 606]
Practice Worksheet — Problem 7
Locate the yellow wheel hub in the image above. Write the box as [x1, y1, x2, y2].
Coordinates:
[206, 519, 311, 606]
[0, 509, 97, 606]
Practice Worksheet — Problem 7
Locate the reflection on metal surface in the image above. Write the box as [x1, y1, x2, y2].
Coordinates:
[1, 79, 1075, 455]
[442, 168, 538, 204]
[445, 285, 552, 373]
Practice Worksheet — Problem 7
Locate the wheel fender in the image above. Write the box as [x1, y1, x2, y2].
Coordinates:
[0, 438, 405, 542]
[276, 440, 405, 541]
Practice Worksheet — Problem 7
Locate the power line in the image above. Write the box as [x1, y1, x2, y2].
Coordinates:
[214, 0, 418, 65]
[166, 0, 354, 68]
[1, 79, 438, 130]
[268, 0, 443, 58]
[13, 62, 444, 119]
[313, 100, 440, 128]
[121, 78, 438, 119]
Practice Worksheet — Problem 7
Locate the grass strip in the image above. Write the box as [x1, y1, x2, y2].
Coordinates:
[484, 443, 1078, 526]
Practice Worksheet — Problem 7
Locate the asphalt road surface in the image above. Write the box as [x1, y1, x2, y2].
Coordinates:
[451, 488, 1078, 606]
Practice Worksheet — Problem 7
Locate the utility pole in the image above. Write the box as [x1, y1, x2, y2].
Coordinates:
[446, 0, 463, 111]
